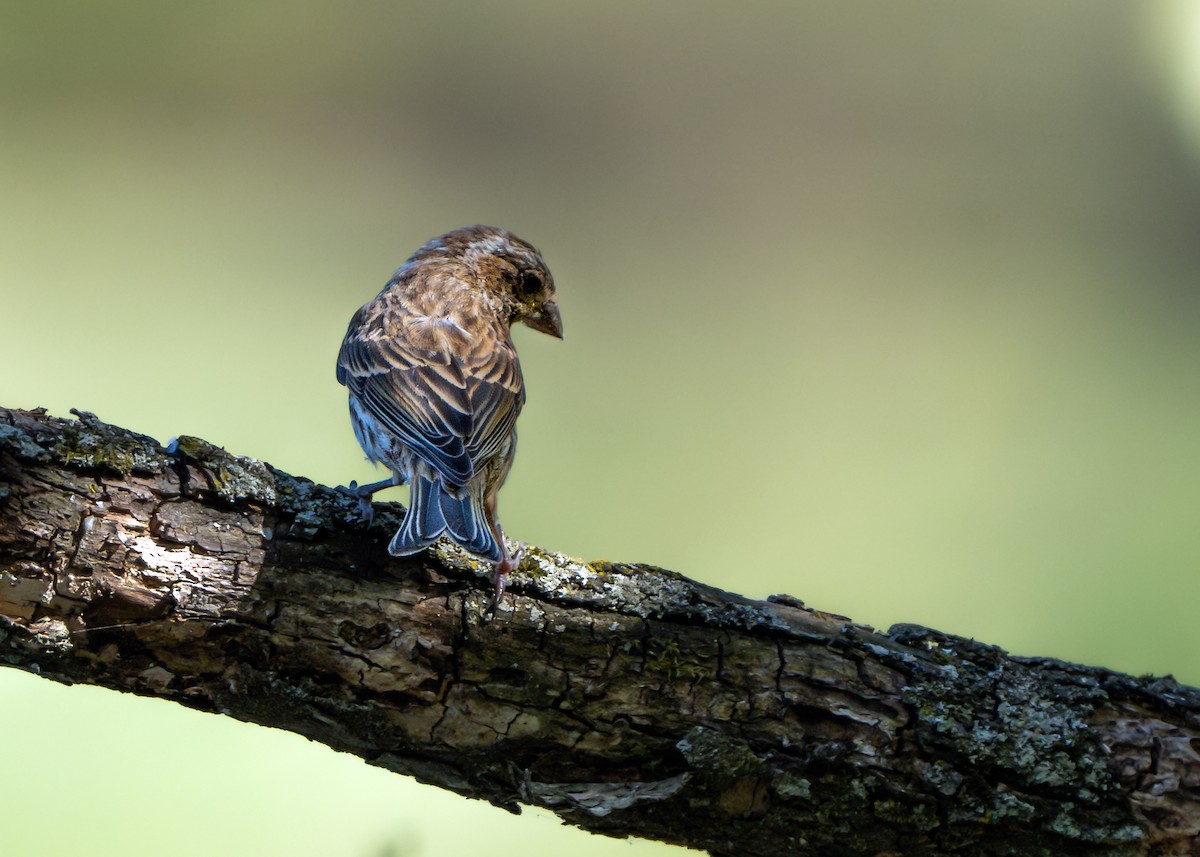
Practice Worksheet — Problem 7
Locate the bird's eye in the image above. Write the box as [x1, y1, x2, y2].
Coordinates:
[518, 271, 543, 296]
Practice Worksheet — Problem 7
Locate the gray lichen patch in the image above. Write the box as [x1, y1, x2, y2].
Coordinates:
[502, 553, 802, 636]
[0, 422, 51, 463]
[908, 663, 1112, 793]
[52, 415, 174, 476]
[515, 547, 602, 598]
[894, 626, 1139, 848]
[167, 435, 276, 505]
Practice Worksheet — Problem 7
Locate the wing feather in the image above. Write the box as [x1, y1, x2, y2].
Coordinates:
[337, 294, 523, 489]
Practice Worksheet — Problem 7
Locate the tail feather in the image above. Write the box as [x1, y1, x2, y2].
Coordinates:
[388, 476, 502, 562]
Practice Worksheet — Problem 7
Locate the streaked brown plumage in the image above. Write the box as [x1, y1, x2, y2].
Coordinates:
[336, 225, 562, 604]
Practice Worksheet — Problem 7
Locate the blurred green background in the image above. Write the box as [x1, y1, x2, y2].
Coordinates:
[3, 2, 1200, 855]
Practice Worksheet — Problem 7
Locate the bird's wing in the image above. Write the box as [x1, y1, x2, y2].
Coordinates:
[337, 302, 523, 488]
[464, 343, 524, 469]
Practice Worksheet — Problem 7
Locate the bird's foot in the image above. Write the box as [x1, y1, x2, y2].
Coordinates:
[485, 545, 525, 616]
[333, 482, 372, 525]
[336, 477, 399, 526]
[337, 475, 405, 526]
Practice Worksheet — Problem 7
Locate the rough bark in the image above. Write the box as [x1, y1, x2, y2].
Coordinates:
[1, 406, 1197, 857]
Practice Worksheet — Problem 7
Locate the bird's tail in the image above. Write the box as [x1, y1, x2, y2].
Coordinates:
[388, 476, 502, 562]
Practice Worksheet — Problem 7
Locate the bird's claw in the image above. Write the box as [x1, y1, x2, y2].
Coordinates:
[355, 496, 374, 526]
[336, 480, 376, 526]
[485, 545, 525, 617]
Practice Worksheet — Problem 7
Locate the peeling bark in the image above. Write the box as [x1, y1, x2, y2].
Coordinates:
[1, 406, 1198, 857]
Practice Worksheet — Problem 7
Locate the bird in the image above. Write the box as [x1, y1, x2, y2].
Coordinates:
[336, 225, 563, 608]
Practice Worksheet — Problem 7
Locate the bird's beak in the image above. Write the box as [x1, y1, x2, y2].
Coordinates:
[525, 302, 564, 339]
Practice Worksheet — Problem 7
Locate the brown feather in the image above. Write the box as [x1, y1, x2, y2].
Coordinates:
[336, 225, 560, 579]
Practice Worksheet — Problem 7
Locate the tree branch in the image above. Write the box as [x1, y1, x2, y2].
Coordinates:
[1, 406, 1197, 856]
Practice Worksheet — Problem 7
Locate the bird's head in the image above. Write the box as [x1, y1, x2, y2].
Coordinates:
[425, 225, 563, 340]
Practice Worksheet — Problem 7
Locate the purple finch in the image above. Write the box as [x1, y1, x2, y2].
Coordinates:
[337, 225, 562, 605]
